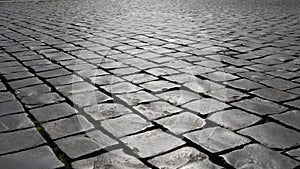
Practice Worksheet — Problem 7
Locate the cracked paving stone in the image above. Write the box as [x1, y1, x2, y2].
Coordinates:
[148, 147, 221, 169]
[224, 79, 264, 91]
[157, 90, 201, 106]
[239, 122, 300, 149]
[102, 82, 142, 94]
[46, 74, 83, 86]
[182, 98, 230, 115]
[145, 67, 179, 76]
[285, 99, 300, 109]
[231, 97, 287, 115]
[42, 115, 94, 140]
[84, 103, 132, 121]
[287, 148, 300, 161]
[0, 113, 34, 132]
[0, 146, 64, 169]
[184, 79, 225, 93]
[123, 73, 158, 84]
[156, 112, 205, 135]
[251, 88, 297, 102]
[271, 110, 300, 130]
[208, 109, 261, 130]
[29, 102, 78, 123]
[184, 127, 250, 153]
[72, 149, 149, 169]
[0, 100, 24, 116]
[21, 92, 65, 108]
[260, 78, 299, 90]
[8, 77, 43, 89]
[0, 128, 46, 154]
[69, 91, 112, 108]
[134, 101, 182, 120]
[121, 129, 185, 158]
[55, 130, 117, 159]
[90, 75, 124, 86]
[0, 92, 15, 103]
[117, 91, 158, 106]
[102, 114, 153, 138]
[206, 88, 249, 102]
[222, 144, 299, 169]
[140, 80, 180, 92]
[15, 84, 51, 98]
[57, 82, 97, 96]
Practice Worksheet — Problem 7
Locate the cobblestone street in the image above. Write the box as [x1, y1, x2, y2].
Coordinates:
[0, 0, 300, 168]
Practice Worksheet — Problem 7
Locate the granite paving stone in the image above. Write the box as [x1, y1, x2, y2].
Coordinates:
[72, 149, 149, 169]
[206, 88, 248, 102]
[102, 114, 153, 138]
[271, 110, 300, 130]
[46, 74, 83, 86]
[0, 128, 46, 155]
[69, 91, 113, 108]
[184, 79, 225, 93]
[182, 98, 230, 115]
[285, 99, 300, 109]
[30, 102, 78, 123]
[148, 147, 221, 169]
[0, 92, 15, 103]
[222, 144, 299, 169]
[15, 84, 51, 98]
[121, 129, 185, 158]
[102, 82, 142, 94]
[0, 113, 34, 132]
[208, 109, 261, 130]
[155, 112, 205, 135]
[123, 73, 158, 84]
[0, 146, 64, 169]
[239, 122, 300, 149]
[57, 82, 97, 96]
[117, 91, 158, 106]
[55, 130, 118, 159]
[251, 88, 297, 102]
[184, 127, 250, 153]
[134, 101, 182, 120]
[21, 92, 65, 108]
[286, 148, 300, 161]
[42, 115, 94, 140]
[84, 103, 132, 121]
[140, 80, 180, 92]
[0, 100, 24, 116]
[157, 90, 201, 106]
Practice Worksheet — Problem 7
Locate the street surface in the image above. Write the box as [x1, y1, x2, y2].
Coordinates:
[0, 0, 300, 168]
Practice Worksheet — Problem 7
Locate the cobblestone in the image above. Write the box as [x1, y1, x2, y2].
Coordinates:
[0, 0, 300, 168]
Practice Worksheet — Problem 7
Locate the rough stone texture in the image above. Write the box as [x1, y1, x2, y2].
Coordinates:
[69, 91, 112, 108]
[208, 109, 261, 130]
[184, 127, 250, 153]
[251, 88, 297, 102]
[155, 112, 205, 135]
[0, 113, 34, 132]
[55, 130, 118, 159]
[0, 146, 64, 169]
[0, 100, 24, 116]
[140, 80, 180, 92]
[134, 101, 182, 120]
[223, 144, 300, 169]
[21, 92, 65, 108]
[239, 122, 300, 149]
[84, 103, 132, 121]
[182, 98, 230, 115]
[117, 91, 158, 106]
[121, 129, 185, 158]
[42, 115, 94, 140]
[102, 82, 142, 94]
[271, 110, 300, 130]
[72, 149, 149, 169]
[157, 90, 201, 106]
[0, 92, 15, 103]
[102, 114, 152, 138]
[0, 128, 46, 155]
[286, 148, 300, 161]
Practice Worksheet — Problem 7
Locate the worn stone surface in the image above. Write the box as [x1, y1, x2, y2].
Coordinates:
[223, 144, 299, 169]
[42, 115, 94, 140]
[0, 113, 34, 132]
[140, 80, 180, 92]
[134, 101, 182, 120]
[102, 82, 142, 94]
[21, 92, 65, 108]
[69, 91, 112, 108]
[102, 114, 152, 138]
[148, 147, 221, 169]
[156, 112, 205, 135]
[239, 122, 300, 149]
[72, 149, 149, 169]
[208, 109, 261, 130]
[157, 90, 201, 106]
[117, 91, 158, 106]
[0, 100, 24, 116]
[121, 129, 185, 158]
[184, 127, 250, 153]
[55, 130, 117, 159]
[286, 148, 300, 161]
[0, 128, 46, 155]
[271, 110, 300, 130]
[182, 98, 230, 115]
[0, 146, 64, 169]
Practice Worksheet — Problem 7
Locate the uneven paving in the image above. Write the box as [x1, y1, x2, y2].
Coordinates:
[0, 0, 300, 168]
